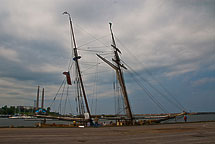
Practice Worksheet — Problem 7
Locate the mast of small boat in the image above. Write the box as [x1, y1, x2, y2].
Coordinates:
[63, 12, 92, 121]
[97, 23, 133, 123]
[36, 85, 40, 110]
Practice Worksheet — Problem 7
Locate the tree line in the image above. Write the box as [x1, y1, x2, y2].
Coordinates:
[0, 105, 34, 115]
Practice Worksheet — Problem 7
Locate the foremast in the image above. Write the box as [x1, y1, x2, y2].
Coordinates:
[63, 12, 91, 121]
[97, 23, 133, 122]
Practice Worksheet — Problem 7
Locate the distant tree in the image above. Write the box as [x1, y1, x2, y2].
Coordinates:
[0, 106, 16, 115]
[2, 105, 8, 114]
[7, 107, 15, 115]
[0, 106, 35, 115]
[0, 108, 3, 114]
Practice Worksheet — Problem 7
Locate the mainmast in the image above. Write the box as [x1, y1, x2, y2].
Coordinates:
[41, 88, 45, 110]
[63, 12, 91, 121]
[36, 86, 40, 110]
[97, 23, 133, 122]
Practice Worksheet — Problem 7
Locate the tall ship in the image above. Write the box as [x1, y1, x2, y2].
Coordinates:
[35, 12, 187, 126]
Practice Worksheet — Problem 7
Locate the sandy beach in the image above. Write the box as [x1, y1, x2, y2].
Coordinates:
[0, 121, 215, 144]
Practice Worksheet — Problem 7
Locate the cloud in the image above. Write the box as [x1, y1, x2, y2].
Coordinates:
[191, 77, 215, 87]
[0, 77, 36, 105]
[0, 46, 20, 62]
[28, 63, 64, 73]
[0, 0, 214, 113]
[164, 63, 199, 77]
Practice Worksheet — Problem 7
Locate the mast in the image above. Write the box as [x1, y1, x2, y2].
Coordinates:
[63, 12, 91, 120]
[41, 88, 44, 110]
[97, 23, 133, 122]
[36, 86, 40, 110]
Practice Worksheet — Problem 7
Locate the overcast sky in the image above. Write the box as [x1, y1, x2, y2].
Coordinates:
[0, 0, 214, 115]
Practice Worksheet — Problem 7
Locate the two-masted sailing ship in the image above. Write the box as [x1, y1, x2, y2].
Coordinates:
[35, 12, 186, 126]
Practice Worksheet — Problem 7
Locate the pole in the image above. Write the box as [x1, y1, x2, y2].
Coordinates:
[109, 23, 133, 122]
[63, 12, 92, 120]
[41, 88, 44, 110]
[36, 86, 40, 109]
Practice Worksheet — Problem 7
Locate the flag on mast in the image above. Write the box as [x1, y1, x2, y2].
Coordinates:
[63, 71, 72, 85]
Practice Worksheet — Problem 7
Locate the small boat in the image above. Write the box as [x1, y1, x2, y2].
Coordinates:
[9, 115, 35, 119]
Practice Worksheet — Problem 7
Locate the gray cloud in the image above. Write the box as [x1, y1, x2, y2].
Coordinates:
[0, 0, 214, 114]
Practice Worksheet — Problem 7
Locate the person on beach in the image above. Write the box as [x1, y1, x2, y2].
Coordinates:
[94, 117, 99, 127]
[73, 120, 76, 126]
[184, 115, 187, 122]
[110, 121, 113, 125]
[43, 118, 46, 124]
[103, 122, 106, 126]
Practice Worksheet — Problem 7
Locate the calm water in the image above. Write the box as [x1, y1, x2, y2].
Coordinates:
[162, 114, 215, 123]
[0, 118, 73, 127]
[0, 114, 215, 127]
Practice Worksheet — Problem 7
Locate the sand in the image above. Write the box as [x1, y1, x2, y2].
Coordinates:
[0, 122, 215, 144]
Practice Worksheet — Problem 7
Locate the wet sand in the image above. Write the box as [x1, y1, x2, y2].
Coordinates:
[0, 122, 215, 144]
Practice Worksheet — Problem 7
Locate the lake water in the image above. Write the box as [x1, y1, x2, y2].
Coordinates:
[0, 114, 215, 127]
[161, 113, 215, 123]
[0, 118, 73, 127]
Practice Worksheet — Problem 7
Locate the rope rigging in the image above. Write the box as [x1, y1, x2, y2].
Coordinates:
[48, 20, 111, 115]
[114, 36, 187, 113]
[77, 35, 109, 49]
[126, 66, 169, 113]
[58, 80, 66, 114]
[49, 14, 188, 117]
[121, 59, 184, 112]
